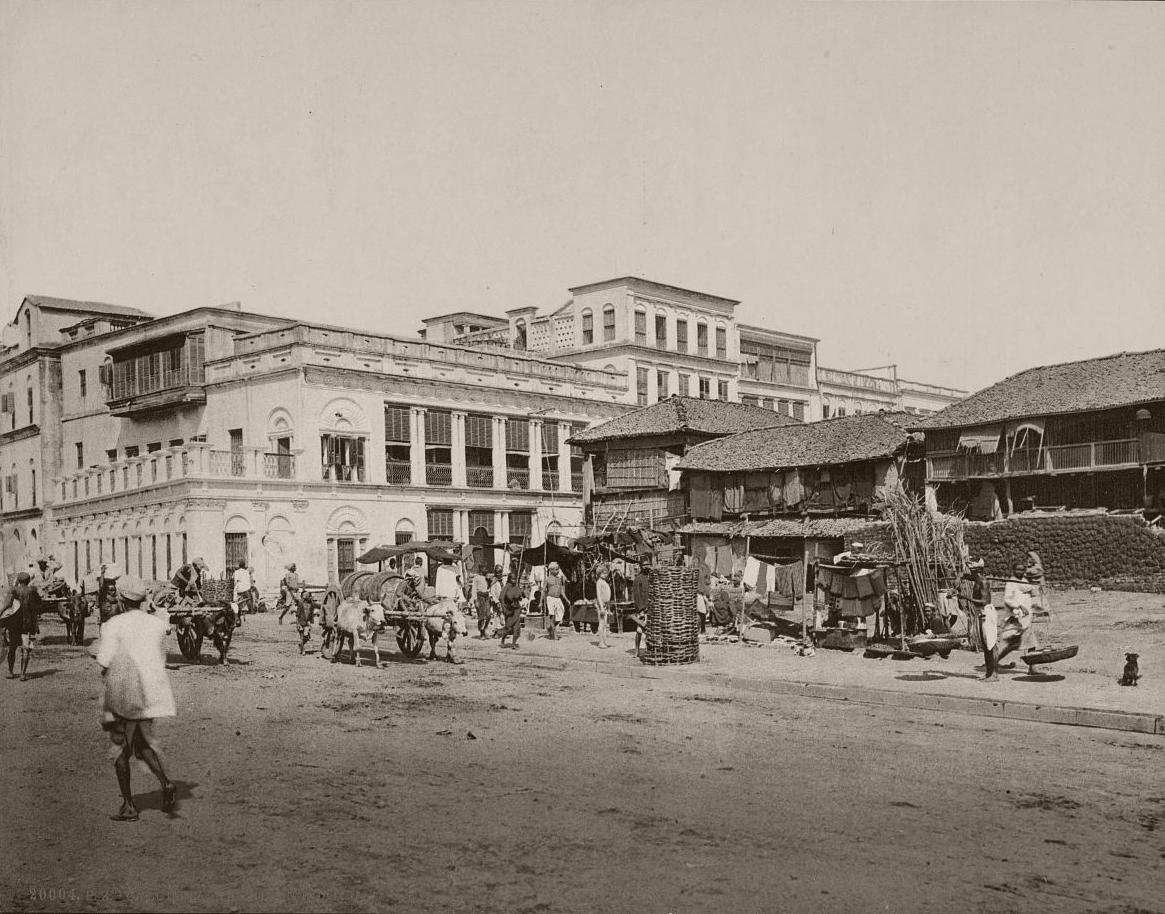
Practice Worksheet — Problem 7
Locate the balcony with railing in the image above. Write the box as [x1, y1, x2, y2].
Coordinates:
[542, 470, 559, 491]
[467, 466, 494, 488]
[263, 453, 296, 479]
[927, 438, 1142, 481]
[426, 463, 453, 486]
[106, 336, 208, 417]
[55, 443, 304, 508]
[385, 460, 412, 485]
[506, 467, 530, 490]
[571, 472, 583, 492]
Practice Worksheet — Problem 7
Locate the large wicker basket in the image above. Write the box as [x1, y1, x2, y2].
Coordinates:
[640, 566, 700, 666]
[200, 577, 233, 605]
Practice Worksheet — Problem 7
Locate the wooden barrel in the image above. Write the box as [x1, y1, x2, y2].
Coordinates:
[640, 566, 700, 666]
[339, 571, 374, 600]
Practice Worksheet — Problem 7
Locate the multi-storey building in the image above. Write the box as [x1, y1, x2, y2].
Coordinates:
[0, 296, 152, 577]
[426, 276, 963, 421]
[4, 298, 626, 589]
[913, 348, 1165, 519]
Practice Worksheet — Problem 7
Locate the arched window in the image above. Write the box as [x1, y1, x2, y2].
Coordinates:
[696, 321, 709, 356]
[634, 309, 647, 345]
[602, 305, 616, 342]
[581, 309, 593, 345]
[394, 518, 415, 546]
[715, 324, 727, 359]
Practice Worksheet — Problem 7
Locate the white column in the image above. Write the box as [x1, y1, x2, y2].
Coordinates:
[492, 416, 507, 490]
[496, 510, 508, 546]
[452, 411, 467, 488]
[557, 422, 572, 493]
[410, 407, 426, 485]
[529, 419, 544, 492]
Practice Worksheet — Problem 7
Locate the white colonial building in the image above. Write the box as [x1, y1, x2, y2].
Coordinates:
[4, 297, 626, 591]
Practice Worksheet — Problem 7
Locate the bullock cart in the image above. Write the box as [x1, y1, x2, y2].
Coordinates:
[320, 570, 427, 660]
[152, 578, 236, 664]
[319, 541, 465, 661]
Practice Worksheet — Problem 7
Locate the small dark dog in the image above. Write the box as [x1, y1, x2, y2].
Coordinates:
[1119, 653, 1140, 687]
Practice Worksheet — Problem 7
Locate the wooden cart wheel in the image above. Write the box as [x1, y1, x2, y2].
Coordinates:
[176, 620, 204, 661]
[396, 620, 425, 658]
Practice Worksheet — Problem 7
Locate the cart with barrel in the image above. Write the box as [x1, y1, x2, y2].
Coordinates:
[318, 541, 463, 661]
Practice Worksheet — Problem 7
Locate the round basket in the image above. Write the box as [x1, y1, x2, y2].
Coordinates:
[907, 635, 961, 658]
[640, 566, 699, 666]
[1022, 645, 1079, 666]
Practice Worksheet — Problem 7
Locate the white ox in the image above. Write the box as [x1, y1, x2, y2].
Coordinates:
[424, 600, 469, 663]
[332, 598, 388, 668]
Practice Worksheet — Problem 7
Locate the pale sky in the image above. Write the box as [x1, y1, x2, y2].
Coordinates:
[1, 1, 1163, 394]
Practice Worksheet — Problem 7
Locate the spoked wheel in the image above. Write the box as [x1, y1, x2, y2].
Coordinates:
[396, 620, 425, 658]
[176, 619, 204, 662]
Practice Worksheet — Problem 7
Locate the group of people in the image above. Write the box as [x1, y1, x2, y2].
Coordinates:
[961, 550, 1045, 682]
[468, 563, 525, 647]
[0, 557, 73, 680]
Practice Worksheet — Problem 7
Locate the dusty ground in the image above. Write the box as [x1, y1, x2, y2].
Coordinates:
[2, 593, 1163, 914]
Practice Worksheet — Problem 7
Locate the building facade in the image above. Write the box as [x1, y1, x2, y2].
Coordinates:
[913, 349, 1165, 520]
[3, 298, 627, 590]
[426, 276, 964, 421]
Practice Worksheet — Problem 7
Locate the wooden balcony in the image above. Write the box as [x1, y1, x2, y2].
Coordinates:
[927, 438, 1142, 480]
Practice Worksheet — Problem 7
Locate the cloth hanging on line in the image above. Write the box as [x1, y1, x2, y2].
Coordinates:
[715, 545, 733, 577]
[770, 560, 805, 599]
[743, 556, 770, 597]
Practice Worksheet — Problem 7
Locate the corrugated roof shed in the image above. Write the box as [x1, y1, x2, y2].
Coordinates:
[677, 412, 914, 472]
[569, 396, 796, 444]
[911, 349, 1165, 430]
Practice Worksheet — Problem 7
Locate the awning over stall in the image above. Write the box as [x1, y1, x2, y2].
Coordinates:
[957, 425, 1002, 453]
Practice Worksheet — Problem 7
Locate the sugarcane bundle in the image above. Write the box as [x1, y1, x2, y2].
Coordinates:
[873, 483, 967, 634]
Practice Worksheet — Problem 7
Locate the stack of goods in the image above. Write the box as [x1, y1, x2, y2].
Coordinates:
[815, 565, 887, 621]
[199, 578, 232, 605]
[641, 566, 699, 666]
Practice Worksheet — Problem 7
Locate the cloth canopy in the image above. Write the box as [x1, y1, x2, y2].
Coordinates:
[515, 539, 582, 570]
[357, 542, 463, 565]
[957, 425, 1002, 454]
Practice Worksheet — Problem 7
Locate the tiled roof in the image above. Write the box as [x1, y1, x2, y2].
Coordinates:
[911, 349, 1165, 430]
[569, 396, 796, 444]
[24, 295, 153, 319]
[681, 517, 875, 538]
[677, 413, 914, 472]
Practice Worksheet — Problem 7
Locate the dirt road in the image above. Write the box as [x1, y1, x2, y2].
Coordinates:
[2, 611, 1163, 914]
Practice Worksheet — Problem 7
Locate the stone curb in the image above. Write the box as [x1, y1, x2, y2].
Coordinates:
[465, 645, 1165, 736]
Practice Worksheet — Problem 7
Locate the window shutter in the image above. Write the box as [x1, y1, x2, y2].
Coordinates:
[466, 414, 492, 448]
[541, 422, 559, 455]
[505, 418, 529, 453]
[425, 410, 452, 446]
[384, 405, 411, 442]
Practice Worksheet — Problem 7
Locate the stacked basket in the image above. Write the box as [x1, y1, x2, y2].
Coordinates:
[640, 566, 700, 666]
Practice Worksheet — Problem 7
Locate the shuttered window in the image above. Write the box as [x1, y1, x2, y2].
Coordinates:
[384, 405, 411, 443]
[425, 410, 452, 446]
[634, 310, 647, 345]
[541, 422, 559, 455]
[468, 510, 495, 538]
[466, 414, 493, 448]
[509, 511, 532, 544]
[505, 418, 529, 453]
[716, 326, 727, 359]
[427, 508, 455, 541]
[606, 448, 666, 489]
